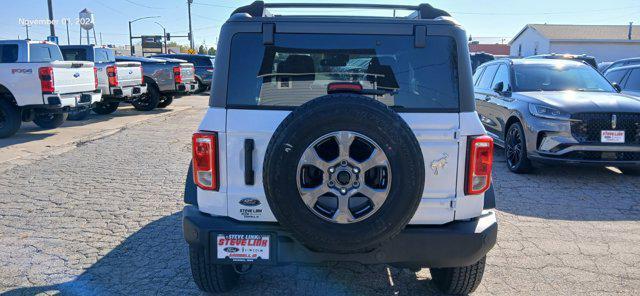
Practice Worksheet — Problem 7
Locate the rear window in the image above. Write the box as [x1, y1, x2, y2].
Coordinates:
[0, 44, 18, 63]
[227, 33, 459, 111]
[29, 44, 63, 62]
[605, 70, 628, 85]
[61, 48, 87, 61]
[94, 48, 115, 63]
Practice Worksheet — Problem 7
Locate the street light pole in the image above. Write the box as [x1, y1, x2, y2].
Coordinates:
[128, 16, 160, 56]
[154, 22, 167, 54]
[187, 0, 194, 49]
[24, 25, 30, 40]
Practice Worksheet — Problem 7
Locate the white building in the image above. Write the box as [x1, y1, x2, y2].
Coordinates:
[509, 24, 640, 62]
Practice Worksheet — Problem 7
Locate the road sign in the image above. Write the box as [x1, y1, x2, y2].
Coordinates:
[187, 49, 196, 54]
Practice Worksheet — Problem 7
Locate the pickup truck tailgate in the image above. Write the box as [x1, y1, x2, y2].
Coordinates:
[115, 61, 143, 87]
[51, 61, 96, 94]
[179, 63, 195, 83]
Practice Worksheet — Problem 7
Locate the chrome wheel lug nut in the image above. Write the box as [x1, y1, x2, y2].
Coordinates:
[352, 167, 360, 174]
[340, 188, 347, 195]
[328, 167, 335, 173]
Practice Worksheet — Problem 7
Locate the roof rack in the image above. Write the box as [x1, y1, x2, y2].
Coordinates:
[231, 1, 450, 20]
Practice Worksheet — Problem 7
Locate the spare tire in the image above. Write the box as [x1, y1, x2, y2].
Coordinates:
[263, 94, 425, 253]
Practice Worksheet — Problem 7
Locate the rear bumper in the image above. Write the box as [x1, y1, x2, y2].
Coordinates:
[105, 85, 148, 101]
[44, 90, 102, 109]
[176, 82, 198, 94]
[183, 205, 497, 268]
[531, 145, 640, 166]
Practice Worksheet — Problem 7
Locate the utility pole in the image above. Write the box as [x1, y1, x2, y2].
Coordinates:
[64, 19, 70, 44]
[100, 32, 103, 46]
[187, 0, 194, 49]
[47, 0, 56, 37]
[129, 21, 134, 55]
[23, 25, 30, 39]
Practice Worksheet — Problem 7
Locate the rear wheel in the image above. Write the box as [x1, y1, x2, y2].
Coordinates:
[157, 95, 174, 108]
[189, 246, 239, 293]
[132, 85, 160, 111]
[194, 78, 205, 94]
[33, 113, 67, 129]
[0, 99, 21, 138]
[67, 108, 90, 121]
[505, 122, 532, 173]
[430, 256, 486, 295]
[92, 102, 119, 115]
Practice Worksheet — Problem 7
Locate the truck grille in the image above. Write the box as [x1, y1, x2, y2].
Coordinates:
[570, 113, 640, 144]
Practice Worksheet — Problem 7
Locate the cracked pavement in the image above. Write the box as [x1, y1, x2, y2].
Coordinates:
[1, 96, 639, 295]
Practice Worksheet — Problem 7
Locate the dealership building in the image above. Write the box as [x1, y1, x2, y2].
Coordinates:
[509, 24, 640, 62]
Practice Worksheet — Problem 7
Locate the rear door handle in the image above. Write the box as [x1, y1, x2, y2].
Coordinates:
[244, 139, 255, 185]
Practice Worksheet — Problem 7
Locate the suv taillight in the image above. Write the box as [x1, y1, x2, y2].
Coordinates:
[139, 65, 144, 84]
[38, 67, 55, 94]
[107, 65, 118, 87]
[192, 132, 219, 191]
[173, 66, 182, 83]
[465, 135, 493, 195]
[93, 66, 98, 89]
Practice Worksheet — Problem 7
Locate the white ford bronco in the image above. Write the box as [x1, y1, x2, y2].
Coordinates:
[0, 40, 101, 138]
[183, 2, 497, 295]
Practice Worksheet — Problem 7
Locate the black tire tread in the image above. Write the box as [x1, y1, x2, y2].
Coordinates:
[33, 113, 67, 129]
[92, 102, 119, 115]
[188, 246, 239, 293]
[132, 84, 160, 111]
[0, 98, 21, 138]
[430, 256, 486, 295]
[157, 96, 174, 108]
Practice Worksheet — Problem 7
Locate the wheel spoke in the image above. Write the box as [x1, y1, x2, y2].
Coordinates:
[335, 131, 356, 160]
[300, 185, 328, 208]
[359, 185, 387, 208]
[332, 196, 354, 223]
[300, 147, 329, 171]
[360, 148, 388, 172]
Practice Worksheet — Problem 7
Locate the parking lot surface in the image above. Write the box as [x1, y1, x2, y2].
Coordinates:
[0, 96, 639, 295]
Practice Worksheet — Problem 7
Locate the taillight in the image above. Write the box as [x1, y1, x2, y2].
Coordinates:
[38, 67, 55, 94]
[173, 66, 182, 83]
[192, 132, 219, 191]
[93, 66, 98, 90]
[107, 65, 118, 87]
[206, 67, 214, 73]
[465, 135, 494, 195]
[139, 65, 144, 83]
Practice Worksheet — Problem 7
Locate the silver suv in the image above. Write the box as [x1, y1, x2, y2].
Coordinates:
[474, 58, 640, 174]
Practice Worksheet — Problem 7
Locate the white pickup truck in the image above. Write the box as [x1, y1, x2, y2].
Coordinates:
[0, 40, 101, 137]
[60, 45, 146, 117]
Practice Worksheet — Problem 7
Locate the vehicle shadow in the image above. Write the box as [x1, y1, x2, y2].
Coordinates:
[1, 212, 444, 296]
[0, 108, 171, 150]
[492, 147, 640, 221]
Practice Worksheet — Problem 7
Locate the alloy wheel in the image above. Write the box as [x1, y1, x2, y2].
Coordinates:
[296, 131, 391, 224]
[506, 127, 524, 169]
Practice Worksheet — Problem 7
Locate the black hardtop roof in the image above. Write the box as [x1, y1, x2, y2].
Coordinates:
[230, 1, 451, 21]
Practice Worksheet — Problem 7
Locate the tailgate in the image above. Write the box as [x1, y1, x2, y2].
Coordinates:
[179, 63, 195, 83]
[115, 61, 143, 87]
[51, 61, 96, 94]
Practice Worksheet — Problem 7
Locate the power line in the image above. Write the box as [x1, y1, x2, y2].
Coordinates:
[123, 0, 166, 10]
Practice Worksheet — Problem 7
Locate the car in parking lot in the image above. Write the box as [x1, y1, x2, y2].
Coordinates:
[183, 2, 497, 295]
[604, 64, 640, 97]
[474, 58, 640, 174]
[150, 54, 214, 93]
[115, 56, 197, 110]
[526, 53, 598, 69]
[601, 57, 640, 73]
[0, 40, 101, 138]
[60, 45, 147, 117]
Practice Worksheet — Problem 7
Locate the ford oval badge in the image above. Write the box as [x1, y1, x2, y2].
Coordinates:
[239, 198, 261, 207]
[223, 247, 239, 253]
[73, 72, 80, 78]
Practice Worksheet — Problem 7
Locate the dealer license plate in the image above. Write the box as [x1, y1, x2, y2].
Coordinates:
[601, 130, 625, 143]
[216, 234, 270, 262]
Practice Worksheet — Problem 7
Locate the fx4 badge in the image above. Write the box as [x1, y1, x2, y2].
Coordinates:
[430, 153, 448, 175]
[239, 198, 261, 207]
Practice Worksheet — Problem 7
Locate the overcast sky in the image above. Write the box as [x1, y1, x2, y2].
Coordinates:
[3, 0, 640, 47]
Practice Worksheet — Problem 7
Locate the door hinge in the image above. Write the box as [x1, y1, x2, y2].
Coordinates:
[450, 200, 457, 209]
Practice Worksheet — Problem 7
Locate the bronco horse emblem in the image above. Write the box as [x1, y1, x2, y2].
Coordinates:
[430, 153, 448, 175]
